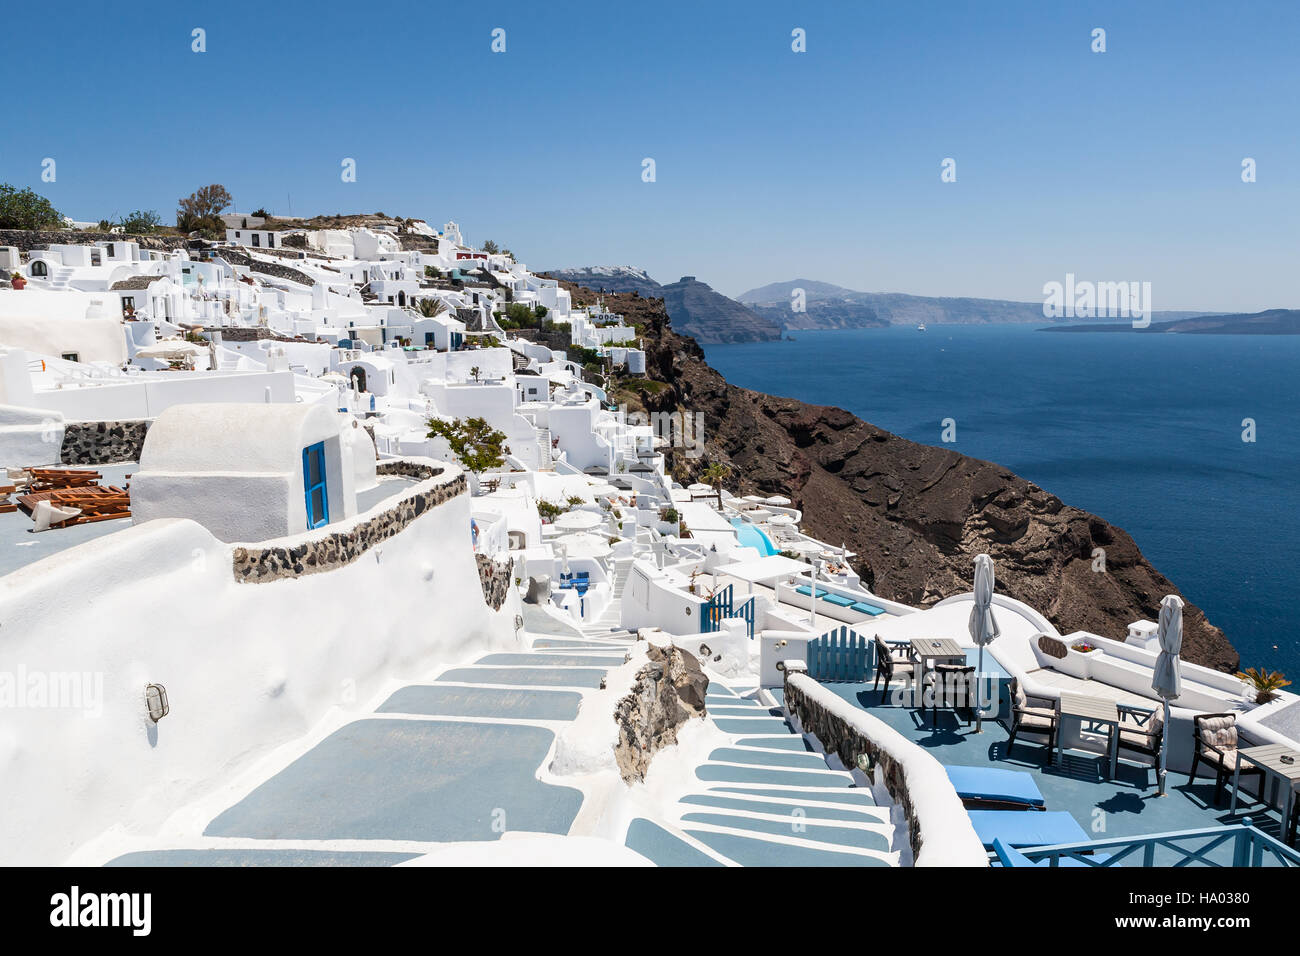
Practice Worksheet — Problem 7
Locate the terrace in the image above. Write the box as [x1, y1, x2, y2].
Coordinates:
[770, 633, 1300, 867]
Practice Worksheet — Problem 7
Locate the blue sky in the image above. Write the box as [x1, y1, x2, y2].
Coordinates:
[2, 0, 1296, 309]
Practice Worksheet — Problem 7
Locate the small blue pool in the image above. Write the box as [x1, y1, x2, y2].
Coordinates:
[730, 518, 779, 556]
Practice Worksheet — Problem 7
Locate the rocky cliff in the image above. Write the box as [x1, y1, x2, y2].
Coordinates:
[592, 287, 1239, 673]
[546, 268, 782, 344]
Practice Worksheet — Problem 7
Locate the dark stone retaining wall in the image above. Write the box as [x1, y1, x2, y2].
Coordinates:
[60, 420, 150, 465]
[476, 553, 515, 611]
[232, 461, 464, 583]
[209, 247, 315, 286]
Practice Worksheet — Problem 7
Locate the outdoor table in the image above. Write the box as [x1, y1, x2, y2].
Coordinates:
[910, 638, 966, 714]
[1057, 692, 1120, 778]
[1230, 743, 1300, 827]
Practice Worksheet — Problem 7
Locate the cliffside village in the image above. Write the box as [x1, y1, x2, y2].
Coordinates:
[2, 212, 1298, 869]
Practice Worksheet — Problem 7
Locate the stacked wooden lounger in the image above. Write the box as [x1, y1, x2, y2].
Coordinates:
[16, 468, 131, 528]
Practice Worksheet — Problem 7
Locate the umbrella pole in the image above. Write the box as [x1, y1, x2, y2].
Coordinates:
[1157, 699, 1170, 796]
[975, 646, 985, 734]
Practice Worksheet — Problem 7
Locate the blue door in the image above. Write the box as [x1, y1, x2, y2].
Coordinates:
[302, 442, 329, 529]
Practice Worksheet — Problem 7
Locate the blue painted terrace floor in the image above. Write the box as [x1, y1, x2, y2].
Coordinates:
[789, 681, 1293, 866]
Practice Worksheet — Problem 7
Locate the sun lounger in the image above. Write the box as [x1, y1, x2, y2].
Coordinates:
[793, 584, 826, 598]
[822, 593, 855, 607]
[944, 766, 1046, 810]
[992, 838, 1118, 868]
[967, 810, 1089, 849]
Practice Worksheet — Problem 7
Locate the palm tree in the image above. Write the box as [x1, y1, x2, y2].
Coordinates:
[416, 298, 449, 319]
[701, 462, 731, 509]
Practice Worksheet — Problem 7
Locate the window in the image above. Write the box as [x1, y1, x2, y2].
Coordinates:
[61, 352, 79, 363]
[267, 234, 275, 248]
[31, 261, 47, 277]
[302, 442, 329, 529]
[121, 296, 135, 315]
[252, 233, 260, 248]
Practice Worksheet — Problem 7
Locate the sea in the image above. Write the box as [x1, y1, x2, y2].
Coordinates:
[706, 324, 1299, 678]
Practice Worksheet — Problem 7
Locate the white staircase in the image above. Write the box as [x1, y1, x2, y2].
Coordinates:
[538, 427, 553, 471]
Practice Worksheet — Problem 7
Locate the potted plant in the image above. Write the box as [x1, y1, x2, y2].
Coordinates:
[1237, 667, 1291, 705]
[1070, 640, 1099, 654]
[10, 272, 26, 290]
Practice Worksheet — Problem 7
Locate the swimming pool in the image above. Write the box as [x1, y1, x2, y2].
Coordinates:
[730, 518, 779, 556]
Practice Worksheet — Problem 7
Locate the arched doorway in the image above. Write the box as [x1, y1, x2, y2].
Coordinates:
[397, 291, 406, 307]
[31, 261, 47, 277]
[349, 367, 367, 392]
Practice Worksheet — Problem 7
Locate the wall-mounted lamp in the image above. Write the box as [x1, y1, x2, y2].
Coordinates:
[145, 683, 169, 722]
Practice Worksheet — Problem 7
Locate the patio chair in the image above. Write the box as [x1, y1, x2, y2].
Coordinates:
[872, 635, 915, 700]
[1115, 704, 1164, 788]
[1004, 678, 1058, 761]
[925, 663, 976, 727]
[1189, 712, 1264, 807]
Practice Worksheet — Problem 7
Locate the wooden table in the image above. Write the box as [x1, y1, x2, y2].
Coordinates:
[909, 638, 967, 716]
[1231, 743, 1300, 826]
[1058, 692, 1120, 778]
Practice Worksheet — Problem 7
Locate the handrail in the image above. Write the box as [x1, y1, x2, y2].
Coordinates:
[1018, 820, 1300, 868]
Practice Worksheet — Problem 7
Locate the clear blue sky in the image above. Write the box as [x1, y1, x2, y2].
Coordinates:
[3, 0, 1297, 310]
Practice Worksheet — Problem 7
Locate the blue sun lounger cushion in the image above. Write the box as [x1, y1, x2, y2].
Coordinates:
[793, 585, 825, 598]
[822, 593, 855, 608]
[945, 766, 1046, 809]
[992, 838, 1118, 868]
[850, 601, 886, 616]
[967, 810, 1089, 849]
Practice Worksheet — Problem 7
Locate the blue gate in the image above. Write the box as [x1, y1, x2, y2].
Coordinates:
[806, 626, 871, 682]
[701, 584, 734, 634]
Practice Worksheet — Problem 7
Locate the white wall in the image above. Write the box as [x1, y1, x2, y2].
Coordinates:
[0, 460, 519, 864]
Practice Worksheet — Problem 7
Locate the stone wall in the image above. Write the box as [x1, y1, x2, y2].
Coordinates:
[614, 642, 708, 783]
[208, 247, 315, 286]
[232, 461, 464, 583]
[0, 230, 190, 255]
[476, 553, 515, 611]
[782, 666, 988, 867]
[59, 420, 150, 465]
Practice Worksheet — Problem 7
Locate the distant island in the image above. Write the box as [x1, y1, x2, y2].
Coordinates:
[1045, 309, 1300, 334]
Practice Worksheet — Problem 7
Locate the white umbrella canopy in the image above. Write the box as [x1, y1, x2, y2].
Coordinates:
[767, 513, 796, 527]
[586, 482, 619, 497]
[765, 495, 792, 506]
[554, 510, 602, 532]
[557, 531, 612, 558]
[969, 553, 1002, 732]
[742, 494, 767, 502]
[687, 483, 713, 492]
[1153, 594, 1185, 795]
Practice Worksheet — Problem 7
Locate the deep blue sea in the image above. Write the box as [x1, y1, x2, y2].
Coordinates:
[706, 325, 1299, 677]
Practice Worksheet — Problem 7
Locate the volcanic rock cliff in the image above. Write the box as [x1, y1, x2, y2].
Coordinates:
[565, 283, 1239, 673]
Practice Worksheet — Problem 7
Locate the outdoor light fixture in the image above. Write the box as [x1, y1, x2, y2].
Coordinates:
[144, 683, 169, 722]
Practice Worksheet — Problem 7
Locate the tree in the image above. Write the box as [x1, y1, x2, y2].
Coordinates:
[701, 462, 732, 508]
[0, 184, 62, 230]
[118, 210, 161, 234]
[251, 207, 270, 218]
[176, 184, 232, 237]
[481, 239, 499, 254]
[416, 298, 448, 319]
[470, 365, 482, 382]
[426, 416, 509, 476]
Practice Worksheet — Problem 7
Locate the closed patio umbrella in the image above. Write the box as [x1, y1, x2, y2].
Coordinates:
[969, 553, 1001, 733]
[1152, 594, 1184, 796]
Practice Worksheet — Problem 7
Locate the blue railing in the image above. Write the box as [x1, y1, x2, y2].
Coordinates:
[1018, 820, 1300, 868]
[733, 596, 756, 639]
[806, 626, 872, 682]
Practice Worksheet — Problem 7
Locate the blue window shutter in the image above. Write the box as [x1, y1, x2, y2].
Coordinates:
[302, 442, 330, 529]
